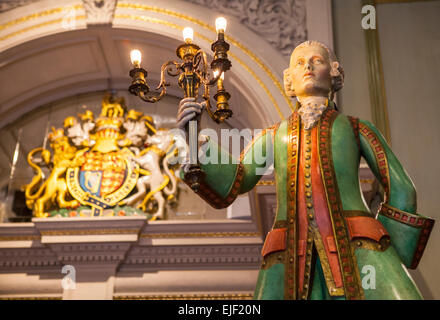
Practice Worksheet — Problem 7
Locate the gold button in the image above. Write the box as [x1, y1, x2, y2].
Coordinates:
[305, 182, 311, 188]
[289, 218, 294, 224]
[306, 250, 311, 256]
[304, 284, 308, 289]
[289, 258, 294, 263]
[306, 140, 311, 144]
[357, 241, 362, 247]
[307, 203, 313, 209]
[306, 148, 311, 152]
[306, 192, 312, 198]
[306, 155, 311, 160]
[277, 255, 283, 260]
[308, 214, 314, 220]
[307, 238, 312, 243]
[305, 173, 311, 178]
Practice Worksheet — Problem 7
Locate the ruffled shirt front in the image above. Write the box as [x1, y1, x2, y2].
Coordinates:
[297, 96, 328, 130]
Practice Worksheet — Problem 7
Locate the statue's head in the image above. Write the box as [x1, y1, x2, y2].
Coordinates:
[284, 40, 344, 100]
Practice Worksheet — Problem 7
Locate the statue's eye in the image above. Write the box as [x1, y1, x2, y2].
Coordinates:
[297, 59, 304, 66]
[314, 58, 323, 64]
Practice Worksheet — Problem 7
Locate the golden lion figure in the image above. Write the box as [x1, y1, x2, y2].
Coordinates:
[24, 128, 83, 218]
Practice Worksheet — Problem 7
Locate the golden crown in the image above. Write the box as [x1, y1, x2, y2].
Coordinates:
[95, 94, 127, 131]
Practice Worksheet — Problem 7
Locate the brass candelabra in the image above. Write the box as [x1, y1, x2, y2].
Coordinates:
[128, 18, 232, 192]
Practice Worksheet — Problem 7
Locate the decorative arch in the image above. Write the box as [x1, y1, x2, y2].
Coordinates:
[0, 0, 318, 132]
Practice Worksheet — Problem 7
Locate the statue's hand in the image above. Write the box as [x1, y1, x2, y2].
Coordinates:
[177, 97, 205, 130]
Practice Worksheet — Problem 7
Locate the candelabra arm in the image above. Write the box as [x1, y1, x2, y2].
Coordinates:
[160, 60, 181, 79]
[137, 89, 166, 103]
[194, 50, 222, 86]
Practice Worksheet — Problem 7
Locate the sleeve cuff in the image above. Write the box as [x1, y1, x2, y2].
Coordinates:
[378, 203, 435, 269]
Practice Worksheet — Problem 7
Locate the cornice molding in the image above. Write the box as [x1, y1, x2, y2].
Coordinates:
[140, 231, 260, 238]
[0, 218, 263, 273]
[126, 244, 261, 267]
[0, 247, 60, 269]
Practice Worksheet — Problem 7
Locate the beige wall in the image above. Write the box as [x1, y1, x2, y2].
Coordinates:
[332, 0, 372, 121]
[333, 0, 440, 299]
[377, 0, 440, 300]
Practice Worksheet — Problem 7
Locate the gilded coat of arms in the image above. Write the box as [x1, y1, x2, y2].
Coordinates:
[23, 94, 179, 220]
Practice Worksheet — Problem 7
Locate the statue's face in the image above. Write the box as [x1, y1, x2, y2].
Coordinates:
[287, 44, 332, 98]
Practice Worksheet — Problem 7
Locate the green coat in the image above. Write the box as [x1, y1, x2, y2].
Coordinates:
[183, 103, 434, 300]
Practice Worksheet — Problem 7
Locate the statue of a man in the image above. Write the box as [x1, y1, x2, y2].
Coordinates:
[176, 40, 434, 300]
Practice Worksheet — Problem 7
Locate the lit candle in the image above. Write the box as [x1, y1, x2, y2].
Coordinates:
[182, 27, 194, 43]
[130, 49, 142, 67]
[214, 70, 225, 90]
[213, 70, 225, 79]
[215, 17, 227, 33]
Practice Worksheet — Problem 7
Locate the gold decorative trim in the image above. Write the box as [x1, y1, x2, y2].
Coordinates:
[140, 232, 260, 238]
[375, 0, 435, 3]
[318, 109, 365, 300]
[284, 112, 300, 300]
[0, 16, 86, 42]
[40, 228, 140, 236]
[256, 180, 276, 186]
[0, 235, 40, 241]
[114, 293, 253, 300]
[116, 3, 294, 116]
[359, 121, 391, 200]
[1, 231, 261, 240]
[0, 296, 61, 300]
[0, 5, 83, 31]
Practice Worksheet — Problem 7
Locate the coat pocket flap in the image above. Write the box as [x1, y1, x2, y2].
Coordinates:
[346, 216, 389, 242]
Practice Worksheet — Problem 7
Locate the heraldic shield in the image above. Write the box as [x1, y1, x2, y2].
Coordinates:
[67, 149, 139, 217]
[23, 93, 179, 219]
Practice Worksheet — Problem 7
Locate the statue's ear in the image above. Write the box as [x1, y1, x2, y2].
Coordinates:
[330, 61, 340, 77]
[283, 68, 295, 97]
